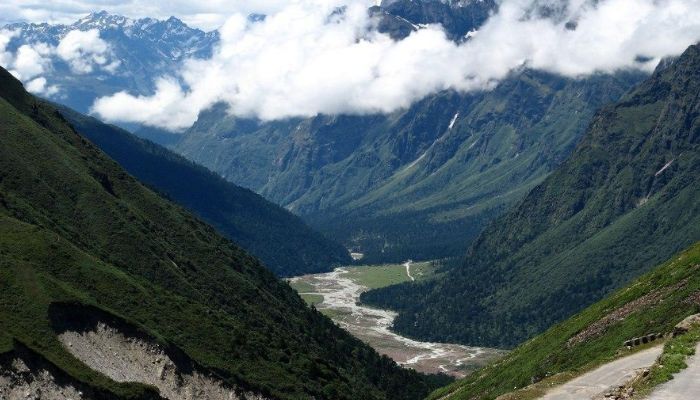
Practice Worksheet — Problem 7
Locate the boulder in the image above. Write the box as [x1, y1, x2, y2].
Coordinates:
[673, 314, 700, 337]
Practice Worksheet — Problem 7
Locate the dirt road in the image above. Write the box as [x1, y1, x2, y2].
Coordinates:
[540, 345, 663, 399]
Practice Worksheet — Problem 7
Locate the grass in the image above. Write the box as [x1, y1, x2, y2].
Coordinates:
[345, 262, 434, 290]
[300, 293, 324, 306]
[496, 340, 664, 400]
[320, 308, 353, 319]
[288, 280, 316, 294]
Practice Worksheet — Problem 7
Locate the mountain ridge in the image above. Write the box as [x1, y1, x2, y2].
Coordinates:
[55, 105, 351, 276]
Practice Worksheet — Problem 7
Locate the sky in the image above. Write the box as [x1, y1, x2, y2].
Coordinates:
[3, 0, 700, 131]
[0, 0, 380, 31]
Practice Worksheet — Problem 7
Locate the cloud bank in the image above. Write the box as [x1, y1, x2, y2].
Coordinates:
[90, 0, 700, 131]
[0, 28, 116, 95]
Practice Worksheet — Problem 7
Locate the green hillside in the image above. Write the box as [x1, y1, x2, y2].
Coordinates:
[361, 44, 700, 348]
[430, 241, 700, 400]
[56, 106, 351, 277]
[176, 70, 641, 263]
[0, 66, 444, 399]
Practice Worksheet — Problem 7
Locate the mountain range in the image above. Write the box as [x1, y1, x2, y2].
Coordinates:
[2, 3, 700, 399]
[3, 10, 217, 137]
[3, 3, 645, 264]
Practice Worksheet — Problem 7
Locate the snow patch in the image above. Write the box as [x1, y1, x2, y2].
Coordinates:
[448, 112, 460, 130]
[655, 159, 674, 176]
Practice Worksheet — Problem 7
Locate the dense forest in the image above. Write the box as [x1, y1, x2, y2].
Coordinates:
[179, 69, 642, 264]
[362, 44, 700, 348]
[58, 106, 351, 277]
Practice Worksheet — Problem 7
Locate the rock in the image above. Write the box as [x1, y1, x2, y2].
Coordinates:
[673, 314, 700, 336]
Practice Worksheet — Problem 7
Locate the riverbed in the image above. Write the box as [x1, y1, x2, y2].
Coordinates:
[289, 266, 505, 377]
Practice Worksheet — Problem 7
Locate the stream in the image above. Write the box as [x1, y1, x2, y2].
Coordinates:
[290, 266, 505, 377]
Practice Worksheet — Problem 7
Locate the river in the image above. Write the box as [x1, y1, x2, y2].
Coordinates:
[289, 266, 505, 377]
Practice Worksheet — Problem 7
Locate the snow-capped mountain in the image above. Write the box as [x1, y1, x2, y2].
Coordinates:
[1, 11, 218, 115]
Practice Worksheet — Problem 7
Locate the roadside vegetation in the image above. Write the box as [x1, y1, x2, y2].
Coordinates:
[429, 241, 700, 400]
[630, 324, 700, 398]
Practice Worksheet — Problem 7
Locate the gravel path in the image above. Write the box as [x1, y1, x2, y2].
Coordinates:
[540, 346, 663, 400]
[404, 261, 415, 281]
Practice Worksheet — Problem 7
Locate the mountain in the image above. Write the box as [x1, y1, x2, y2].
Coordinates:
[0, 66, 445, 399]
[4, 6, 642, 264]
[55, 105, 351, 276]
[431, 240, 700, 400]
[372, 0, 497, 40]
[2, 11, 217, 142]
[176, 70, 642, 263]
[361, 43, 700, 348]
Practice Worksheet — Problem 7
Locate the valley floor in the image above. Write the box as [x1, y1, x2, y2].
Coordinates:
[289, 262, 505, 376]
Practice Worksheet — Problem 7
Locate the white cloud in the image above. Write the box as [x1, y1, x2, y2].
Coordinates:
[25, 76, 59, 96]
[91, 0, 700, 131]
[0, 27, 117, 97]
[56, 29, 115, 74]
[10, 44, 51, 80]
[0, 29, 16, 67]
[92, 78, 196, 129]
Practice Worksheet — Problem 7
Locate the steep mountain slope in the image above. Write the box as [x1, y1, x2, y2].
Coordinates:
[55, 106, 350, 276]
[430, 241, 700, 400]
[0, 67, 444, 399]
[362, 44, 700, 348]
[177, 70, 641, 263]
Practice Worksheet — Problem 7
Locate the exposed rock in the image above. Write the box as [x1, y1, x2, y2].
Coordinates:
[567, 280, 687, 347]
[58, 322, 265, 400]
[0, 358, 89, 400]
[673, 314, 700, 337]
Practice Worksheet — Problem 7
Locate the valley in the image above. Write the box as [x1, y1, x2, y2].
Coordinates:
[289, 262, 505, 377]
[1, 2, 699, 399]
